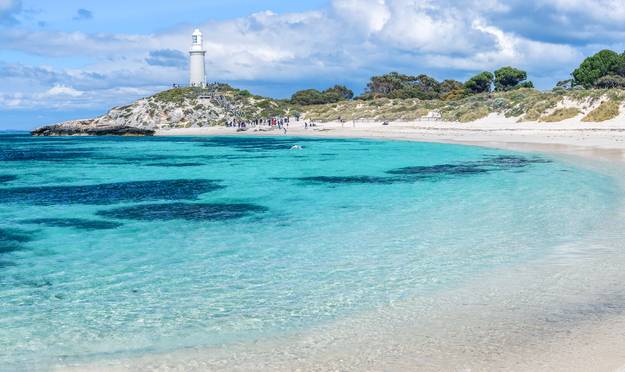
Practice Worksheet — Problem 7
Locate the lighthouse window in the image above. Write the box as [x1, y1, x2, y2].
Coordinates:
[192, 35, 198, 44]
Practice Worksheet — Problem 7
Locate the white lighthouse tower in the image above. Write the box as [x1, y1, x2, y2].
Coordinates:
[189, 29, 206, 87]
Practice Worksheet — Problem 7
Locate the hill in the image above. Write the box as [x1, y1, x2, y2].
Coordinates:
[32, 84, 294, 136]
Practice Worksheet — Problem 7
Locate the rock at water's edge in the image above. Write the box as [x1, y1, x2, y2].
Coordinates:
[31, 123, 155, 137]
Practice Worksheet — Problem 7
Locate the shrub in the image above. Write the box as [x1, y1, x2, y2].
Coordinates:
[594, 75, 625, 89]
[458, 106, 490, 122]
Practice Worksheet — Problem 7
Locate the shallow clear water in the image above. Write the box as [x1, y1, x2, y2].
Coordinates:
[0, 133, 620, 369]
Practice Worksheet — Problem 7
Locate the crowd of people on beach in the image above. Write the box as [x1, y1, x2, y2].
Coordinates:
[225, 117, 319, 134]
[226, 117, 290, 129]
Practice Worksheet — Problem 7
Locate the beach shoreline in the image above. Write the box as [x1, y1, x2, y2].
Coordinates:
[56, 120, 625, 371]
[157, 116, 625, 163]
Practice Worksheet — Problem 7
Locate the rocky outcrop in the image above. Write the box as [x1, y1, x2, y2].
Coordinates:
[31, 122, 155, 136]
[31, 84, 292, 136]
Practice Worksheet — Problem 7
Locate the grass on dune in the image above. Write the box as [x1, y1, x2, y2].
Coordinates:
[582, 100, 621, 122]
[539, 108, 581, 122]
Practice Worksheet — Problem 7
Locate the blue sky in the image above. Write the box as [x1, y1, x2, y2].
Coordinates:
[1, 0, 625, 130]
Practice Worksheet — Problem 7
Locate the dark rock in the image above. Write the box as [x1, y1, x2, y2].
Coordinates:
[31, 123, 154, 137]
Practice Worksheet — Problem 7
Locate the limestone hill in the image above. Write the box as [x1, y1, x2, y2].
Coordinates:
[33, 84, 294, 135]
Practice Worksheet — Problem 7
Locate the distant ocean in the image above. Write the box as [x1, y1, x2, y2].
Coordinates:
[0, 133, 621, 369]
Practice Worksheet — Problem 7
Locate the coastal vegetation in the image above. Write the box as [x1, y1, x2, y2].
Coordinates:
[299, 88, 624, 123]
[296, 53, 625, 123]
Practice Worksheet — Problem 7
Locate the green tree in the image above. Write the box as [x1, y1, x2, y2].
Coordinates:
[517, 81, 534, 89]
[464, 72, 494, 94]
[290, 89, 327, 105]
[364, 72, 411, 97]
[439, 79, 464, 94]
[572, 50, 624, 88]
[413, 74, 441, 97]
[363, 72, 441, 100]
[323, 85, 354, 100]
[494, 67, 529, 91]
[291, 85, 354, 105]
[438, 79, 465, 100]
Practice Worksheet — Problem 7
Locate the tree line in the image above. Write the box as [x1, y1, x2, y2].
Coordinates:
[289, 49, 625, 106]
[290, 66, 532, 105]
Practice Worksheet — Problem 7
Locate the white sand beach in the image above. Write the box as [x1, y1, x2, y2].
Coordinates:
[158, 114, 625, 159]
[53, 117, 625, 371]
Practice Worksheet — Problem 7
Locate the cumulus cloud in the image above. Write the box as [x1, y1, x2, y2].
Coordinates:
[543, 0, 625, 23]
[44, 85, 84, 97]
[426, 20, 581, 72]
[0, 28, 151, 57]
[372, 0, 487, 54]
[332, 0, 391, 34]
[0, 84, 160, 111]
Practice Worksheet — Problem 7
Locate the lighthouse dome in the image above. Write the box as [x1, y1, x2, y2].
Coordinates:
[191, 29, 203, 50]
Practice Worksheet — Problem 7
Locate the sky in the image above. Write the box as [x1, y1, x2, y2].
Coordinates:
[1, 0, 625, 130]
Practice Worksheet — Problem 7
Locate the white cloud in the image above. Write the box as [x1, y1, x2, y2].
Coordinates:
[374, 0, 484, 54]
[542, 0, 625, 23]
[332, 0, 391, 33]
[44, 84, 84, 97]
[425, 21, 581, 71]
[1, 84, 158, 111]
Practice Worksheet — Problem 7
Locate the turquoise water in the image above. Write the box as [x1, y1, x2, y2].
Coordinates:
[0, 133, 620, 369]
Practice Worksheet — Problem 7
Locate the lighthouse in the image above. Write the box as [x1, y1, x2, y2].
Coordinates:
[189, 29, 206, 87]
